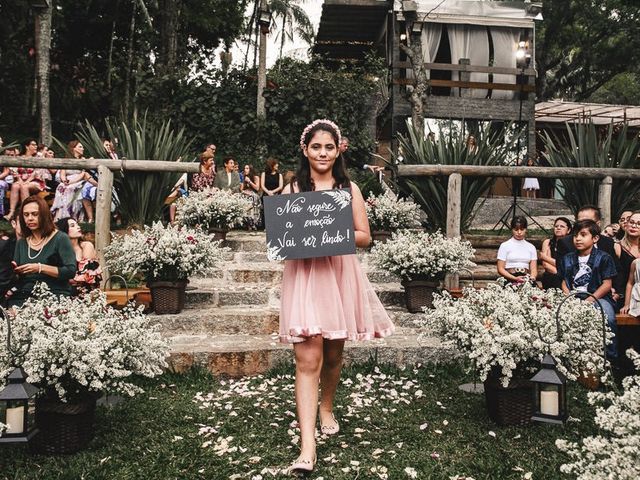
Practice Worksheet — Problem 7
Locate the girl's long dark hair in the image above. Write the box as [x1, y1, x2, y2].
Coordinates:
[294, 122, 350, 192]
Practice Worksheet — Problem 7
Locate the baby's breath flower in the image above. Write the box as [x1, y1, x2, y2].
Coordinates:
[0, 284, 168, 403]
[175, 188, 252, 230]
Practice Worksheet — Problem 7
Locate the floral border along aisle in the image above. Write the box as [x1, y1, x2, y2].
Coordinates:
[370, 230, 475, 312]
[556, 349, 640, 480]
[0, 284, 168, 453]
[421, 282, 610, 425]
[105, 222, 227, 314]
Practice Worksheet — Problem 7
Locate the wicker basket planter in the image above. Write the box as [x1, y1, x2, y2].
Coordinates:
[371, 230, 392, 244]
[30, 396, 97, 454]
[148, 280, 188, 314]
[401, 278, 441, 312]
[483, 370, 533, 426]
[208, 227, 229, 242]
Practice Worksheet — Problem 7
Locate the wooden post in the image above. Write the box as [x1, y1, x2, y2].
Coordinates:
[598, 175, 613, 227]
[95, 165, 114, 285]
[445, 173, 462, 289]
[458, 58, 470, 98]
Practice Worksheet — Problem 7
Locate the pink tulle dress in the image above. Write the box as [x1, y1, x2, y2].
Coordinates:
[279, 254, 396, 344]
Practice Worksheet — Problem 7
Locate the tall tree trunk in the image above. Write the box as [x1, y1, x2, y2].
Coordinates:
[400, 41, 428, 135]
[256, 0, 268, 118]
[124, 1, 137, 119]
[35, 5, 53, 145]
[158, 0, 179, 72]
[106, 0, 121, 91]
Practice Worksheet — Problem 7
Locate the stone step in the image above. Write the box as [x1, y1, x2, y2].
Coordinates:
[167, 327, 450, 377]
[184, 282, 406, 309]
[153, 305, 424, 336]
[153, 306, 280, 335]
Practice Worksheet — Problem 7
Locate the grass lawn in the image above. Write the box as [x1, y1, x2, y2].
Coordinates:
[0, 362, 597, 479]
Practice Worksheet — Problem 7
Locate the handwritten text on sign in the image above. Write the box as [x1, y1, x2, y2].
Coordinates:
[263, 188, 355, 260]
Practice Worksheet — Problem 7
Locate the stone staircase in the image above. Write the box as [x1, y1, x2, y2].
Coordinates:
[159, 232, 451, 377]
[158, 231, 546, 376]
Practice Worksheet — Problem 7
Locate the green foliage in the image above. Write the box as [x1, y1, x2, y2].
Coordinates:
[137, 57, 383, 173]
[0, 0, 246, 136]
[76, 113, 194, 227]
[393, 120, 519, 232]
[588, 72, 640, 106]
[542, 122, 640, 217]
[537, 0, 640, 100]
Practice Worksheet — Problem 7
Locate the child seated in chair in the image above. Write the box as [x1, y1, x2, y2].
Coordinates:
[557, 219, 618, 359]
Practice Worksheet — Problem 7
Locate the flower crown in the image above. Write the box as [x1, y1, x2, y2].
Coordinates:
[299, 119, 342, 151]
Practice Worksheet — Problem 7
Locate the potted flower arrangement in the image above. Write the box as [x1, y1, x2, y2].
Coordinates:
[0, 285, 168, 453]
[421, 282, 609, 426]
[104, 222, 227, 314]
[175, 188, 252, 240]
[370, 230, 475, 312]
[556, 350, 640, 479]
[365, 193, 422, 243]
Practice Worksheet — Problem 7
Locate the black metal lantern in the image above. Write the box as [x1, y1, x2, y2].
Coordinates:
[530, 354, 567, 424]
[531, 292, 609, 425]
[257, 6, 272, 35]
[0, 368, 39, 444]
[0, 306, 40, 444]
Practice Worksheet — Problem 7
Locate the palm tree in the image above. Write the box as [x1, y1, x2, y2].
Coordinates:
[269, 0, 315, 61]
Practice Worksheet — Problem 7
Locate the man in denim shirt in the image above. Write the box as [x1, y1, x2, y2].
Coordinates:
[557, 219, 618, 359]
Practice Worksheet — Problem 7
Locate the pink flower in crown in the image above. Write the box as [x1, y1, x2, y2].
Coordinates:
[299, 119, 342, 151]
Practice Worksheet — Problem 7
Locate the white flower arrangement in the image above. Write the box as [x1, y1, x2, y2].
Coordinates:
[175, 188, 252, 231]
[370, 230, 475, 280]
[420, 282, 610, 387]
[104, 222, 227, 281]
[0, 284, 168, 402]
[365, 193, 422, 232]
[556, 349, 640, 480]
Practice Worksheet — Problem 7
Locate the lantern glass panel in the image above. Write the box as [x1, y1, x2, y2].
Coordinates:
[1, 399, 27, 435]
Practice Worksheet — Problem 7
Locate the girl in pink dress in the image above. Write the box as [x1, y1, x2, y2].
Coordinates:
[281, 120, 395, 474]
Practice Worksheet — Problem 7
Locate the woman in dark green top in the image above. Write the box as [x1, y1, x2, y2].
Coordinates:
[10, 195, 76, 307]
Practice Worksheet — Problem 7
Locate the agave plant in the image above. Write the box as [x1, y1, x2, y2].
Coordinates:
[76, 113, 195, 227]
[543, 122, 640, 217]
[392, 120, 520, 231]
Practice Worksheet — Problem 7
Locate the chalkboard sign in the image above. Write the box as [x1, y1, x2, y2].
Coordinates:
[263, 188, 356, 261]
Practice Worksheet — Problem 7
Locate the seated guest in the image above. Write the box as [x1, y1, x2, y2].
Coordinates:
[10, 195, 76, 307]
[50, 140, 91, 221]
[55, 217, 102, 295]
[616, 210, 633, 241]
[5, 139, 46, 221]
[190, 151, 216, 191]
[616, 211, 640, 308]
[497, 216, 538, 285]
[240, 164, 261, 228]
[557, 219, 618, 359]
[539, 217, 572, 290]
[0, 151, 12, 217]
[213, 157, 241, 192]
[602, 224, 616, 238]
[80, 168, 99, 223]
[557, 205, 623, 300]
[260, 158, 283, 196]
[0, 223, 17, 304]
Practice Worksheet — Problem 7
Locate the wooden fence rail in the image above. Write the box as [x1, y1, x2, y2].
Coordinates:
[396, 164, 640, 288]
[0, 155, 199, 281]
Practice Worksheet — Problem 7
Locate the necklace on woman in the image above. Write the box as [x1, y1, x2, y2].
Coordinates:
[27, 234, 48, 260]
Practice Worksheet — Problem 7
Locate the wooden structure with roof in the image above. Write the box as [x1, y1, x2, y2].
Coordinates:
[314, 0, 542, 156]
